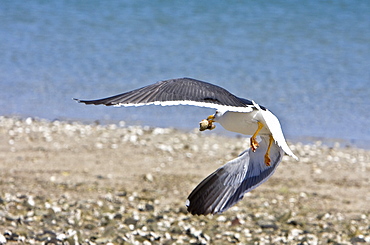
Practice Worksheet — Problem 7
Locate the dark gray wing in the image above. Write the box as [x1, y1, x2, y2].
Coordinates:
[186, 136, 283, 215]
[74, 78, 256, 111]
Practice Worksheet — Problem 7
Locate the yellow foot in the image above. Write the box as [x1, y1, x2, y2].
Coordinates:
[264, 135, 274, 166]
[250, 137, 259, 152]
[250, 121, 264, 152]
[264, 154, 271, 166]
[199, 115, 215, 131]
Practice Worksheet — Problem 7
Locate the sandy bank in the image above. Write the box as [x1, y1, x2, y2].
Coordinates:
[0, 116, 369, 244]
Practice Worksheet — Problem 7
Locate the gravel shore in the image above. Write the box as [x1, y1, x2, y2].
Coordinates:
[0, 116, 369, 244]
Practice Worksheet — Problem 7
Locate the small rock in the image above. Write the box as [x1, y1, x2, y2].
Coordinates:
[287, 219, 304, 227]
[216, 216, 227, 222]
[0, 234, 6, 244]
[114, 213, 123, 220]
[116, 191, 127, 197]
[145, 203, 154, 211]
[350, 236, 366, 243]
[144, 173, 154, 182]
[178, 206, 188, 214]
[124, 217, 138, 225]
[149, 232, 161, 241]
[94, 237, 111, 244]
[257, 220, 278, 230]
[290, 228, 303, 237]
[231, 217, 241, 226]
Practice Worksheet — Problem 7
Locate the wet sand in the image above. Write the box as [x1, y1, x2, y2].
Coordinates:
[0, 116, 369, 244]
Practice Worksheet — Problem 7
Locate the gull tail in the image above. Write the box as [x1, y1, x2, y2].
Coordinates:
[252, 101, 298, 161]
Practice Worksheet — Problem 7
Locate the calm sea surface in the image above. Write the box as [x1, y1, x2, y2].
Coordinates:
[1, 1, 369, 147]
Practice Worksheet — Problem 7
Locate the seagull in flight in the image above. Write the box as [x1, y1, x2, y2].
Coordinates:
[75, 77, 298, 215]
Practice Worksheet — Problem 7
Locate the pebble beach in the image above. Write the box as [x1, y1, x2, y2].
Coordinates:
[0, 116, 369, 244]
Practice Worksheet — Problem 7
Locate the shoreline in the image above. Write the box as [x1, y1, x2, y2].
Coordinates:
[0, 116, 369, 244]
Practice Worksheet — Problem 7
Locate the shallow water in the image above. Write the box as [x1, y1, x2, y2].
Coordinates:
[1, 1, 369, 147]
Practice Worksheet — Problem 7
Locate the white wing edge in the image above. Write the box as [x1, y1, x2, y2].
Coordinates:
[113, 100, 254, 113]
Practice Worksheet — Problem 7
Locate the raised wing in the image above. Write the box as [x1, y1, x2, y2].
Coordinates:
[186, 135, 284, 215]
[74, 78, 255, 112]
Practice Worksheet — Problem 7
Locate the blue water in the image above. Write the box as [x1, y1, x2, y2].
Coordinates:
[1, 1, 369, 148]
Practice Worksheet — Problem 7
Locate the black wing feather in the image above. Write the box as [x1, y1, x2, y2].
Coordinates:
[74, 77, 254, 108]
